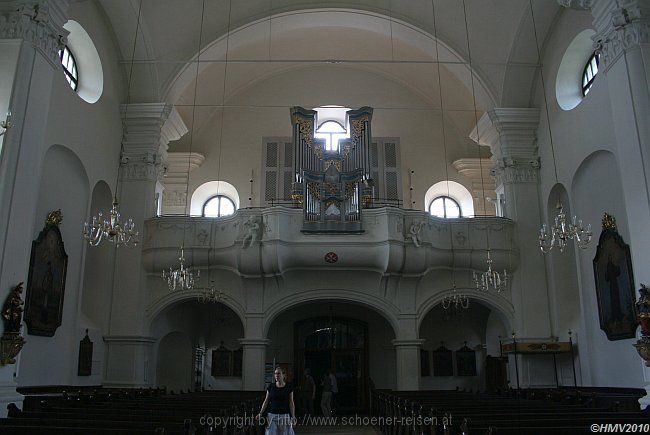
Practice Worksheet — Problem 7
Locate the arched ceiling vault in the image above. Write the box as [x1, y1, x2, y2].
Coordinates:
[96, 1, 562, 111]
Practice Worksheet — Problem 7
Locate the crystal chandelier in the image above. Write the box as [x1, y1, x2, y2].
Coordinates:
[83, 0, 142, 249]
[539, 201, 592, 253]
[197, 281, 224, 304]
[442, 285, 469, 311]
[473, 250, 508, 293]
[162, 246, 199, 291]
[528, 3, 592, 254]
[83, 198, 138, 247]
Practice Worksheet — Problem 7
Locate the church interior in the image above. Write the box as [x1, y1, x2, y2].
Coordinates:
[0, 0, 649, 433]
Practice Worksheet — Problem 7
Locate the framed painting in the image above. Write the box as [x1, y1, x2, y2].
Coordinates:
[432, 343, 453, 376]
[455, 343, 477, 376]
[24, 211, 68, 337]
[211, 342, 232, 376]
[593, 214, 637, 340]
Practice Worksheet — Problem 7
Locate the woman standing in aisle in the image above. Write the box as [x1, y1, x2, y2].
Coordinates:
[257, 366, 296, 435]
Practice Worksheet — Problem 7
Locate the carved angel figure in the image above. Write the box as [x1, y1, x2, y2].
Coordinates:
[407, 221, 424, 248]
[241, 216, 262, 248]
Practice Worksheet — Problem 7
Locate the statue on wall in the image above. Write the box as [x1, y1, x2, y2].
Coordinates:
[242, 216, 262, 248]
[1, 282, 26, 365]
[406, 221, 424, 248]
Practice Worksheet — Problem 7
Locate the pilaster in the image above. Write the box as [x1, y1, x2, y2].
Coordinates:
[104, 104, 185, 388]
[162, 152, 205, 215]
[452, 158, 496, 216]
[470, 108, 550, 333]
[0, 0, 69, 416]
[392, 339, 425, 390]
[239, 338, 269, 391]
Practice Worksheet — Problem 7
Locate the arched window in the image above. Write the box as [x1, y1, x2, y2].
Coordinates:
[429, 196, 461, 218]
[314, 120, 349, 152]
[202, 195, 236, 217]
[582, 52, 600, 96]
[59, 46, 79, 91]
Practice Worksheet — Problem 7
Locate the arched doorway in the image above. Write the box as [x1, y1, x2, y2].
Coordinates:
[149, 299, 245, 391]
[418, 298, 509, 392]
[295, 316, 368, 413]
[266, 300, 396, 414]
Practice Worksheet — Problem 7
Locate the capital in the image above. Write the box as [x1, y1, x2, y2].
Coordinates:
[557, 0, 593, 10]
[0, 1, 70, 67]
[120, 104, 188, 182]
[591, 0, 650, 71]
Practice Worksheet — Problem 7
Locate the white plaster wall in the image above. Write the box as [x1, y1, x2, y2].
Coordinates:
[533, 8, 641, 388]
[572, 151, 642, 387]
[157, 331, 193, 393]
[17, 145, 90, 387]
[18, 1, 126, 387]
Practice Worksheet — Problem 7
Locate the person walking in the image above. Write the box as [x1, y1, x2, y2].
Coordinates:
[257, 366, 296, 435]
[320, 372, 332, 417]
[328, 368, 338, 415]
[300, 368, 316, 416]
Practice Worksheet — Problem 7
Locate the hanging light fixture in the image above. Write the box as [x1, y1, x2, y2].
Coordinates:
[430, 0, 469, 311]
[162, 0, 209, 291]
[442, 285, 469, 311]
[82, 199, 138, 247]
[458, 0, 509, 291]
[82, 1, 143, 248]
[527, 0, 592, 254]
[473, 250, 507, 293]
[162, 245, 199, 291]
[539, 200, 592, 253]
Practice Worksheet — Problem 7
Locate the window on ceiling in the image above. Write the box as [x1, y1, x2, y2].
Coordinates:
[429, 196, 461, 218]
[314, 120, 349, 152]
[59, 46, 79, 91]
[582, 52, 600, 96]
[202, 195, 236, 218]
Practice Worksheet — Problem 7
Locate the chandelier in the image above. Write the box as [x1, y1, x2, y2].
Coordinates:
[528, 2, 592, 254]
[83, 198, 138, 248]
[162, 246, 199, 291]
[82, 0, 142, 248]
[473, 250, 507, 293]
[539, 201, 592, 253]
[197, 281, 224, 304]
[442, 285, 469, 311]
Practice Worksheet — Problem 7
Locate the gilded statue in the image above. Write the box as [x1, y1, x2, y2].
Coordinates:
[2, 282, 24, 334]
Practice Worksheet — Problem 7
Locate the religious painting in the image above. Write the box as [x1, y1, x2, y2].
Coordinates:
[420, 349, 430, 377]
[593, 214, 637, 340]
[24, 211, 68, 337]
[455, 343, 477, 376]
[77, 330, 93, 376]
[211, 342, 232, 376]
[432, 343, 453, 376]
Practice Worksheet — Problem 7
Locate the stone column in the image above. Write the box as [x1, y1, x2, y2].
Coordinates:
[471, 108, 555, 387]
[392, 339, 424, 390]
[162, 152, 205, 215]
[104, 104, 186, 387]
[570, 0, 650, 406]
[0, 1, 69, 415]
[239, 338, 269, 391]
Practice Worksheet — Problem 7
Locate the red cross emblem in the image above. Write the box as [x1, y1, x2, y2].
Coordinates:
[324, 252, 338, 263]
